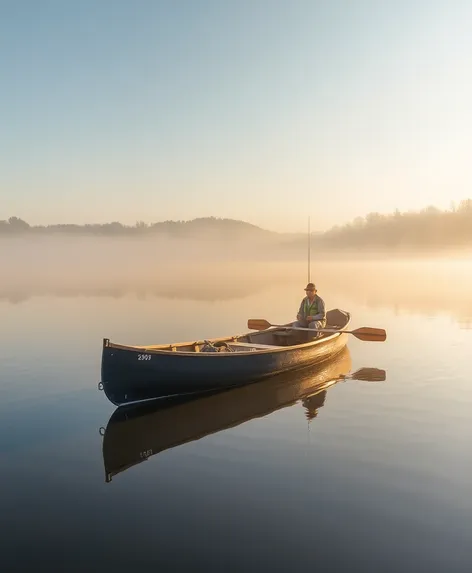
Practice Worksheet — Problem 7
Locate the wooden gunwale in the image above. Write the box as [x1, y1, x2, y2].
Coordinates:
[104, 325, 346, 356]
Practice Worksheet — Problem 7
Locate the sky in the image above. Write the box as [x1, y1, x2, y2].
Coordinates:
[1, 0, 472, 232]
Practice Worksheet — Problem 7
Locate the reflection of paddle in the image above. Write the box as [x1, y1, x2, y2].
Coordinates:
[344, 367, 386, 382]
[247, 318, 387, 342]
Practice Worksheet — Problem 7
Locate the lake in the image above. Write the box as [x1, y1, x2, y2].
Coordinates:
[0, 258, 471, 572]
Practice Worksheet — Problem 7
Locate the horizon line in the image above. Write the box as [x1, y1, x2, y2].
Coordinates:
[2, 198, 471, 235]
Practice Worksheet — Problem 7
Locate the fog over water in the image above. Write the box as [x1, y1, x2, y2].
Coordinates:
[1, 236, 471, 326]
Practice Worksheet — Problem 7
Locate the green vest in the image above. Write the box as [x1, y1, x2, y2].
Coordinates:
[304, 297, 319, 317]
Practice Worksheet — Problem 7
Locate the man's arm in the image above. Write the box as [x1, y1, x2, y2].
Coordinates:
[311, 297, 326, 321]
[297, 298, 305, 319]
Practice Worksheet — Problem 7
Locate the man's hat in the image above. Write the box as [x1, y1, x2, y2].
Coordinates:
[304, 283, 316, 291]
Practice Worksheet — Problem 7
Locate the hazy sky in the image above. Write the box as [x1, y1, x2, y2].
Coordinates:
[1, 0, 471, 232]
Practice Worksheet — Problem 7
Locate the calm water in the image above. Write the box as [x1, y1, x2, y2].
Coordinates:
[1, 262, 471, 572]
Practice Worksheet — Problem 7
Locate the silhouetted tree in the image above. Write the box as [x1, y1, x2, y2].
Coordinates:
[8, 216, 30, 231]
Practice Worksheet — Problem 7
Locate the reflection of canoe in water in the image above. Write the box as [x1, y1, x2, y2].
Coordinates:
[100, 309, 351, 406]
[101, 347, 385, 483]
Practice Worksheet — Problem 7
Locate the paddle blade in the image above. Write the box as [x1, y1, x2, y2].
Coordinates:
[352, 327, 387, 342]
[350, 367, 386, 382]
[247, 319, 272, 331]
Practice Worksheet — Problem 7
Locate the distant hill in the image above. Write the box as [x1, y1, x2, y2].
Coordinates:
[2, 199, 472, 250]
[0, 216, 278, 240]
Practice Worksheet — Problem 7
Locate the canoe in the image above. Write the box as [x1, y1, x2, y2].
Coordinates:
[101, 346, 356, 482]
[100, 308, 351, 407]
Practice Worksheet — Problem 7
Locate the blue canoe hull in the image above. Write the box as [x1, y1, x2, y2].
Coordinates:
[100, 309, 351, 407]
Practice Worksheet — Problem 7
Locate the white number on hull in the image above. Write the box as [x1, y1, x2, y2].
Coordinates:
[137, 354, 152, 361]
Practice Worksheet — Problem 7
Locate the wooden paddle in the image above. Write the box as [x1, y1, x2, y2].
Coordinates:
[247, 319, 387, 342]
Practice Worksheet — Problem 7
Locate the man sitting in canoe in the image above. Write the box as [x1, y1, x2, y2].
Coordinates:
[294, 282, 326, 336]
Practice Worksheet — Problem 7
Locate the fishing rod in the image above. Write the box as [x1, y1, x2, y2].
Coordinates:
[307, 216, 311, 283]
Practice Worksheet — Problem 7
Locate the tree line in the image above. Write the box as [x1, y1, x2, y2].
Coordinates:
[314, 199, 472, 250]
[2, 199, 472, 248]
[0, 216, 270, 238]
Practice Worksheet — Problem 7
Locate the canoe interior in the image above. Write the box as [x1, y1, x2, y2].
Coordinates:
[113, 309, 350, 354]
